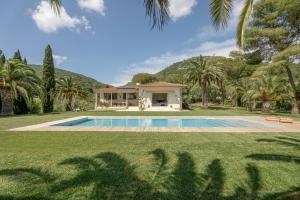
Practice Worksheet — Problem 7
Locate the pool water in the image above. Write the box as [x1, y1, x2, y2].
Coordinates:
[54, 118, 274, 128]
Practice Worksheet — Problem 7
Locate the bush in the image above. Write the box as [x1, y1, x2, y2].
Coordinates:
[28, 98, 42, 114]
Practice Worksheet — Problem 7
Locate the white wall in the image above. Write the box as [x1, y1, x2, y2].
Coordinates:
[139, 88, 182, 111]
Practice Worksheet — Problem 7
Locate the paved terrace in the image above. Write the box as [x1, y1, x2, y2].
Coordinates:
[9, 116, 300, 132]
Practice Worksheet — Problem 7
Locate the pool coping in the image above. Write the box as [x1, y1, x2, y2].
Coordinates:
[8, 116, 300, 132]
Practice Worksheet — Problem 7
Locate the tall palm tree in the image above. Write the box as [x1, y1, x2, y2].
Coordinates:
[187, 56, 223, 108]
[0, 60, 40, 115]
[47, 0, 253, 48]
[56, 76, 88, 111]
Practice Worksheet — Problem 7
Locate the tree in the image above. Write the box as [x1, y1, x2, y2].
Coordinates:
[47, 0, 254, 48]
[272, 45, 300, 114]
[0, 60, 40, 115]
[186, 56, 223, 109]
[0, 51, 5, 66]
[246, 65, 292, 114]
[56, 76, 88, 111]
[13, 50, 22, 61]
[132, 73, 158, 84]
[244, 0, 300, 113]
[42, 45, 56, 113]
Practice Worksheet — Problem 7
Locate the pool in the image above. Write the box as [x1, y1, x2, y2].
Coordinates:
[53, 118, 274, 128]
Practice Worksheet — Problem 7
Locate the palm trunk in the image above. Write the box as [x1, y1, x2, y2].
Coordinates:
[0, 87, 14, 115]
[220, 82, 225, 106]
[201, 81, 208, 109]
[66, 96, 73, 111]
[252, 100, 257, 110]
[285, 65, 300, 114]
[262, 101, 271, 114]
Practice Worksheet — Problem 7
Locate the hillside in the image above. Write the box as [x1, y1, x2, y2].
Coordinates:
[30, 64, 105, 89]
[155, 56, 238, 83]
[155, 55, 300, 83]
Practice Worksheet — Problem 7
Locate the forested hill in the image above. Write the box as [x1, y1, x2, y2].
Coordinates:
[30, 64, 105, 88]
[155, 56, 251, 83]
[155, 55, 300, 83]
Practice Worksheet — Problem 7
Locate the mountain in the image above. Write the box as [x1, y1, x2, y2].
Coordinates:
[30, 64, 105, 89]
[155, 56, 234, 83]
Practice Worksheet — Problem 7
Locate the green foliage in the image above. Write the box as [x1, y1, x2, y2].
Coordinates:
[132, 73, 158, 84]
[236, 0, 254, 47]
[0, 60, 40, 115]
[272, 45, 300, 63]
[209, 0, 233, 30]
[245, 0, 300, 59]
[42, 45, 56, 113]
[0, 51, 5, 67]
[56, 76, 88, 111]
[13, 50, 22, 61]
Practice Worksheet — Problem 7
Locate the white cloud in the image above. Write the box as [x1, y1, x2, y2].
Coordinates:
[168, 0, 197, 21]
[31, 1, 93, 33]
[76, 0, 106, 15]
[111, 39, 237, 86]
[53, 55, 68, 66]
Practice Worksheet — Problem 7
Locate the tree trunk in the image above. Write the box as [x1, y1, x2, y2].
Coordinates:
[201, 81, 208, 109]
[262, 101, 271, 114]
[285, 64, 300, 114]
[220, 83, 225, 107]
[0, 87, 14, 115]
[66, 96, 74, 111]
[252, 100, 257, 110]
[291, 103, 299, 115]
[292, 91, 300, 114]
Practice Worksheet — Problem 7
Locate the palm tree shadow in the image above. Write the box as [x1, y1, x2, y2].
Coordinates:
[0, 168, 55, 200]
[247, 136, 300, 164]
[256, 136, 300, 150]
[52, 152, 154, 200]
[246, 136, 300, 199]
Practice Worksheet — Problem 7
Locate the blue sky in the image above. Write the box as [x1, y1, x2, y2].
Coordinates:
[0, 0, 242, 85]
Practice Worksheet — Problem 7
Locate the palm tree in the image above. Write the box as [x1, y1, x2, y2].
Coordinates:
[56, 76, 88, 111]
[0, 60, 40, 115]
[47, 0, 253, 48]
[187, 56, 223, 109]
[246, 75, 291, 114]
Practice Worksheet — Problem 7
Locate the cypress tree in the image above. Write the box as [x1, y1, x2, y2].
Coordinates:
[0, 51, 5, 67]
[23, 58, 27, 65]
[42, 45, 56, 113]
[13, 50, 22, 61]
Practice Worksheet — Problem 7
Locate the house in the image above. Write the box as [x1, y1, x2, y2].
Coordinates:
[95, 82, 186, 111]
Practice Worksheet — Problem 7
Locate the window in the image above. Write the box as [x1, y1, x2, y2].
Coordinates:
[123, 93, 126, 100]
[104, 93, 111, 100]
[112, 93, 117, 100]
[152, 93, 168, 106]
[128, 93, 137, 100]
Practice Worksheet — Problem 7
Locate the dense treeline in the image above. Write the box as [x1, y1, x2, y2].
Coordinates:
[0, 46, 98, 115]
[131, 0, 300, 114]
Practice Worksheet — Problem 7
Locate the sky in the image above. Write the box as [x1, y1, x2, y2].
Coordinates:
[0, 0, 243, 86]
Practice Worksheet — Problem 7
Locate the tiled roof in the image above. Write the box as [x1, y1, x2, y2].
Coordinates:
[137, 82, 186, 87]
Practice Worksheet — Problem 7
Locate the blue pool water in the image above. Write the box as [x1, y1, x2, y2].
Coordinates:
[54, 118, 274, 128]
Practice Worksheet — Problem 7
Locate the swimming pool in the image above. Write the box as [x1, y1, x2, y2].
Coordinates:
[53, 118, 274, 128]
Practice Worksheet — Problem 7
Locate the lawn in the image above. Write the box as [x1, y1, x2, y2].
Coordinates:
[0, 109, 299, 199]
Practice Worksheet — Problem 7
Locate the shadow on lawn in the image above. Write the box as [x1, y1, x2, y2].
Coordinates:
[0, 148, 299, 200]
[247, 136, 300, 164]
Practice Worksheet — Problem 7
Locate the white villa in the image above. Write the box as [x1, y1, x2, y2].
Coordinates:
[95, 82, 186, 111]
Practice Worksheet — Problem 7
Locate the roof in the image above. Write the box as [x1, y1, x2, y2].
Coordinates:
[137, 82, 186, 88]
[96, 86, 138, 93]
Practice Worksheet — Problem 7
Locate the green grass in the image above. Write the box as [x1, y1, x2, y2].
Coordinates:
[0, 109, 299, 199]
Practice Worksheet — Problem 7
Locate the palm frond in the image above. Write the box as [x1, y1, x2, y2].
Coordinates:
[236, 0, 254, 48]
[144, 0, 170, 30]
[210, 0, 233, 30]
[49, 0, 62, 14]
